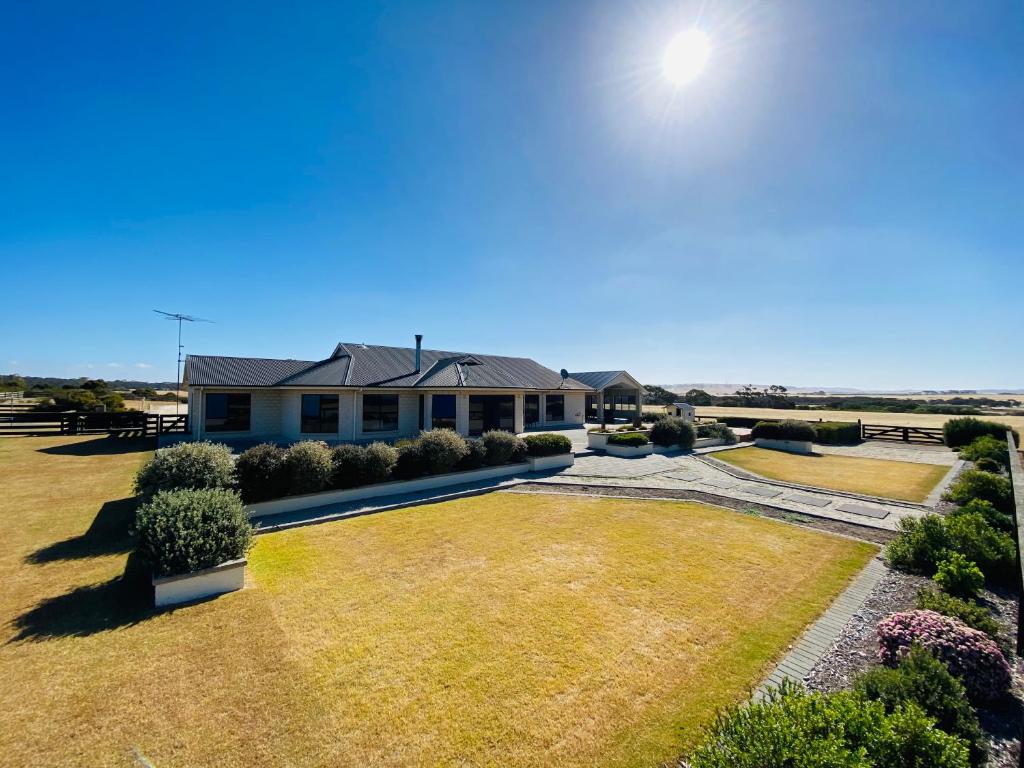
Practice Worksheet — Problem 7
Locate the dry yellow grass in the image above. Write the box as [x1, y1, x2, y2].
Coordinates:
[714, 446, 949, 502]
[0, 435, 876, 768]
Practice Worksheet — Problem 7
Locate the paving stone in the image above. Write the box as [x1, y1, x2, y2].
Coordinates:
[701, 478, 737, 490]
[661, 470, 701, 482]
[743, 485, 783, 498]
[784, 493, 832, 507]
[833, 502, 890, 520]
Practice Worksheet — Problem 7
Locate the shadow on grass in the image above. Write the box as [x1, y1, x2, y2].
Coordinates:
[37, 436, 154, 457]
[10, 551, 154, 641]
[26, 497, 138, 564]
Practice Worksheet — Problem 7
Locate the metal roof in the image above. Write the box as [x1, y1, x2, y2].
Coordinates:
[567, 370, 644, 392]
[185, 343, 596, 391]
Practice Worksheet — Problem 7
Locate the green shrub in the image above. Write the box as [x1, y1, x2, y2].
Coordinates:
[696, 422, 737, 444]
[958, 435, 1009, 470]
[884, 514, 952, 575]
[854, 644, 986, 766]
[283, 440, 333, 495]
[943, 470, 1013, 516]
[392, 439, 428, 479]
[523, 433, 572, 457]
[972, 457, 1003, 474]
[943, 511, 1017, 583]
[134, 441, 236, 500]
[933, 553, 984, 599]
[642, 412, 669, 424]
[479, 430, 519, 466]
[607, 433, 650, 447]
[649, 417, 695, 448]
[813, 421, 861, 445]
[134, 488, 254, 578]
[416, 429, 469, 473]
[915, 589, 1005, 652]
[943, 417, 1018, 449]
[235, 443, 287, 502]
[688, 680, 969, 768]
[751, 419, 816, 442]
[362, 441, 397, 483]
[330, 443, 367, 489]
[948, 498, 1012, 533]
[885, 511, 1016, 583]
[457, 439, 488, 470]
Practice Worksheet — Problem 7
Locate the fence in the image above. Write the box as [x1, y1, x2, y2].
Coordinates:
[0, 411, 188, 438]
[860, 423, 945, 444]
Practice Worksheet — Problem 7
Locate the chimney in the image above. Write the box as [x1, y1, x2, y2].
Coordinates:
[415, 334, 423, 373]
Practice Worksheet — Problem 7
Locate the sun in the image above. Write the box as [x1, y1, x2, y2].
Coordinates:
[662, 29, 711, 86]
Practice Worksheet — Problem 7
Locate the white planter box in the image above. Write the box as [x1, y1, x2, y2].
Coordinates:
[694, 437, 727, 449]
[587, 430, 650, 450]
[246, 462, 530, 518]
[153, 558, 246, 608]
[527, 453, 575, 471]
[652, 444, 683, 454]
[754, 438, 813, 454]
[605, 442, 654, 458]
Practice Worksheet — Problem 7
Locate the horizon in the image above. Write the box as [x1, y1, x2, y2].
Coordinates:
[2, 1, 1021, 390]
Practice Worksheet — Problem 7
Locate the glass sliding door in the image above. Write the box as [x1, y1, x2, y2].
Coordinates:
[524, 394, 540, 427]
[468, 395, 515, 436]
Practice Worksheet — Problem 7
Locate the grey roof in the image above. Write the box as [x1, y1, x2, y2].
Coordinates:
[568, 370, 642, 391]
[185, 343, 594, 391]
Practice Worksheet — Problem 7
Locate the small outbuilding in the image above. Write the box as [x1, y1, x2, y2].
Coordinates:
[669, 402, 695, 422]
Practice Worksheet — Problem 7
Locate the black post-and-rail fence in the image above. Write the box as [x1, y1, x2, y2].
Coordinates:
[859, 423, 945, 444]
[0, 410, 188, 438]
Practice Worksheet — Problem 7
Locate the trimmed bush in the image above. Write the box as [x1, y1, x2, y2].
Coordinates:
[330, 443, 367, 489]
[854, 644, 986, 766]
[458, 439, 488, 470]
[235, 443, 287, 502]
[283, 440, 333, 495]
[523, 433, 572, 457]
[134, 488, 254, 578]
[134, 441, 236, 500]
[933, 553, 984, 599]
[392, 439, 428, 480]
[943, 417, 1018, 449]
[943, 470, 1013, 516]
[884, 514, 951, 575]
[750, 419, 815, 442]
[972, 457, 1003, 474]
[650, 417, 695, 448]
[915, 589, 1005, 652]
[959, 435, 1010, 470]
[363, 441, 397, 484]
[688, 679, 970, 768]
[418, 429, 469, 473]
[943, 511, 1017, 583]
[877, 610, 1012, 703]
[480, 430, 519, 466]
[813, 421, 861, 445]
[696, 422, 737, 443]
[607, 433, 650, 447]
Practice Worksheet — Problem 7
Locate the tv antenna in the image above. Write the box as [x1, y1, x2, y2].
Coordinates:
[153, 310, 214, 414]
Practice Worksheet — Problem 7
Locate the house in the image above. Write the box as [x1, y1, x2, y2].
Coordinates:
[182, 336, 645, 444]
[669, 402, 696, 421]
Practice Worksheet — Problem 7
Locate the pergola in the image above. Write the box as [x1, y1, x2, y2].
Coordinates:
[567, 370, 646, 428]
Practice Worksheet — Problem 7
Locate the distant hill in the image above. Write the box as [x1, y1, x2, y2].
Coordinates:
[10, 375, 180, 391]
[658, 384, 1024, 396]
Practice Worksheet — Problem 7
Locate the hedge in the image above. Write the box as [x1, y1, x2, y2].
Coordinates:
[649, 417, 695, 448]
[134, 441, 236, 500]
[943, 417, 1019, 449]
[607, 433, 650, 447]
[235, 443, 287, 502]
[943, 470, 1013, 516]
[813, 421, 861, 445]
[750, 419, 816, 442]
[523, 433, 572, 457]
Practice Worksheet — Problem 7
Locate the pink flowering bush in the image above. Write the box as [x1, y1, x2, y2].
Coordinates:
[877, 610, 1011, 703]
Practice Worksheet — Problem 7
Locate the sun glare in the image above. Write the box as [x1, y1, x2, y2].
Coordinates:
[662, 29, 711, 86]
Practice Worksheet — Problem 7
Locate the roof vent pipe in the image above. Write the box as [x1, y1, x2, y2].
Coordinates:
[415, 334, 423, 373]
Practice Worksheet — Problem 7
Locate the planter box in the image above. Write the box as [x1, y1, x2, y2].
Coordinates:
[694, 437, 727, 449]
[754, 438, 813, 454]
[587, 430, 650, 450]
[153, 558, 246, 608]
[246, 462, 531, 518]
[652, 444, 683, 455]
[605, 442, 654, 458]
[527, 453, 575, 471]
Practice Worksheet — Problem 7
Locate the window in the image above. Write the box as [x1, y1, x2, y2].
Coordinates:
[362, 393, 399, 432]
[301, 394, 338, 433]
[431, 394, 456, 430]
[545, 394, 564, 423]
[468, 395, 514, 436]
[205, 393, 251, 432]
[524, 394, 540, 426]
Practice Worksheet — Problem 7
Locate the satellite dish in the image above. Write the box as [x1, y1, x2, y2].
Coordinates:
[559, 368, 569, 380]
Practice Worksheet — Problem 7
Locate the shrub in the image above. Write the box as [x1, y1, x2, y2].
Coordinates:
[134, 441, 236, 500]
[696, 422, 737, 444]
[949, 498, 1012, 532]
[854, 644, 986, 766]
[877, 610, 1011, 703]
[283, 440, 333, 495]
[418, 429, 469, 473]
[688, 679, 970, 768]
[650, 416, 695, 448]
[134, 488, 254, 578]
[235, 443, 287, 502]
[330, 443, 367, 489]
[915, 589, 1005, 652]
[958, 435, 1010, 469]
[943, 416, 1018, 449]
[885, 511, 1015, 583]
[972, 457, 1003, 474]
[943, 470, 1013, 516]
[511, 437, 528, 462]
[884, 514, 951, 575]
[933, 553, 984, 599]
[642, 411, 669, 424]
[479, 430, 519, 466]
[751, 419, 815, 442]
[457, 439, 488, 470]
[813, 421, 861, 445]
[362, 441, 397, 484]
[523, 433, 572, 457]
[392, 439, 428, 480]
[607, 433, 650, 447]
[943, 511, 1017, 583]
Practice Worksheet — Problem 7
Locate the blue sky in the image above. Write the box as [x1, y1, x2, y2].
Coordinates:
[2, 1, 1021, 389]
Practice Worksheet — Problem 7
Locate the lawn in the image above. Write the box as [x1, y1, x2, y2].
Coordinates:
[714, 445, 950, 502]
[0, 435, 876, 768]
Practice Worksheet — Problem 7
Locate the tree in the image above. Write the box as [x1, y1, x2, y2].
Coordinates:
[683, 388, 715, 406]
